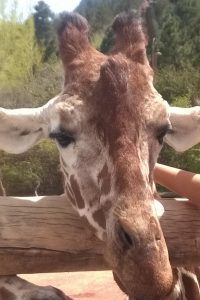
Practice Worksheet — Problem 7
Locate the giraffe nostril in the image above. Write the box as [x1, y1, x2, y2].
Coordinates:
[117, 224, 134, 249]
[119, 226, 133, 247]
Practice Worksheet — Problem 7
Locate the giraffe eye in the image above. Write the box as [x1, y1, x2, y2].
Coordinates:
[56, 134, 75, 147]
[156, 125, 172, 145]
[157, 130, 166, 145]
[50, 128, 75, 148]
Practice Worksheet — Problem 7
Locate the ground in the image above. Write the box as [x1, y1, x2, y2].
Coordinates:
[21, 271, 126, 299]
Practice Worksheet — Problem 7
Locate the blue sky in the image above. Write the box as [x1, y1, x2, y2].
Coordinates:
[6, 0, 82, 19]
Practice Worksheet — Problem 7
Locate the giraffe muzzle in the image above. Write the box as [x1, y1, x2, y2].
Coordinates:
[105, 207, 173, 300]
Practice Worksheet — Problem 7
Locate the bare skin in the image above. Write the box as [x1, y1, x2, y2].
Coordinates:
[154, 163, 200, 206]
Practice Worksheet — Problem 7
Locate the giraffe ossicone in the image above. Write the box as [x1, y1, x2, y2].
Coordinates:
[0, 9, 200, 300]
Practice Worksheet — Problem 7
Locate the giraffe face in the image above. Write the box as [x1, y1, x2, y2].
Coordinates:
[48, 55, 172, 299]
[51, 12, 174, 299]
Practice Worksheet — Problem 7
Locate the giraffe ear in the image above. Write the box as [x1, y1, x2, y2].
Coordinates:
[164, 106, 200, 151]
[57, 12, 90, 65]
[0, 96, 59, 154]
[111, 12, 148, 65]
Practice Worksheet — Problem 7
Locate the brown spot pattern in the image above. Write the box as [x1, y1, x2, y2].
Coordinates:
[182, 273, 200, 299]
[56, 11, 177, 300]
[98, 164, 111, 195]
[93, 209, 106, 229]
[70, 175, 85, 209]
[0, 287, 16, 300]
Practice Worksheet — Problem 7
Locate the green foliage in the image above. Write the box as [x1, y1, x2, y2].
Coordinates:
[154, 0, 200, 67]
[159, 144, 200, 174]
[155, 66, 200, 104]
[0, 1, 42, 88]
[100, 28, 115, 53]
[77, 0, 200, 68]
[76, 0, 141, 51]
[0, 140, 63, 196]
[0, 62, 63, 108]
[158, 142, 200, 192]
[76, 0, 112, 32]
[155, 65, 200, 175]
[0, 60, 63, 195]
[91, 31, 105, 49]
[33, 1, 57, 61]
[171, 96, 191, 108]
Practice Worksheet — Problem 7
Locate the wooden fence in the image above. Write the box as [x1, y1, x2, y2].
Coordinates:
[0, 195, 200, 275]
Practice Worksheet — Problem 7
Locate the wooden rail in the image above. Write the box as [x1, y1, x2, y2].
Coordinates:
[0, 195, 200, 275]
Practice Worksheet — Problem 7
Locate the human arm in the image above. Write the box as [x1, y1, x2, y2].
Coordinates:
[154, 163, 200, 206]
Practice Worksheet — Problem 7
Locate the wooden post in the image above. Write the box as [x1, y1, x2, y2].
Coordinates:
[0, 195, 200, 275]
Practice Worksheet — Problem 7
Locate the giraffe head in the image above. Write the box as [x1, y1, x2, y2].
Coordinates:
[0, 12, 173, 300]
[54, 12, 173, 299]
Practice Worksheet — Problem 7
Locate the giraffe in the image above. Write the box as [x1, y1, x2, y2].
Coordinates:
[0, 11, 200, 300]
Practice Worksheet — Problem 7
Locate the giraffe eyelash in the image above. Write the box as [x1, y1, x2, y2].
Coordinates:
[156, 125, 172, 145]
[50, 128, 75, 148]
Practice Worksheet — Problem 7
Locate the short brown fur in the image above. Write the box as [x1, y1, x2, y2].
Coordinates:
[57, 11, 173, 300]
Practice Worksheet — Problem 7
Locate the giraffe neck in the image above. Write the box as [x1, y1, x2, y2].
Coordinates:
[0, 275, 67, 300]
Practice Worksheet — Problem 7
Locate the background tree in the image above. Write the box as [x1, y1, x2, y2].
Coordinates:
[154, 0, 200, 67]
[0, 0, 200, 195]
[33, 1, 56, 61]
[0, 1, 41, 88]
